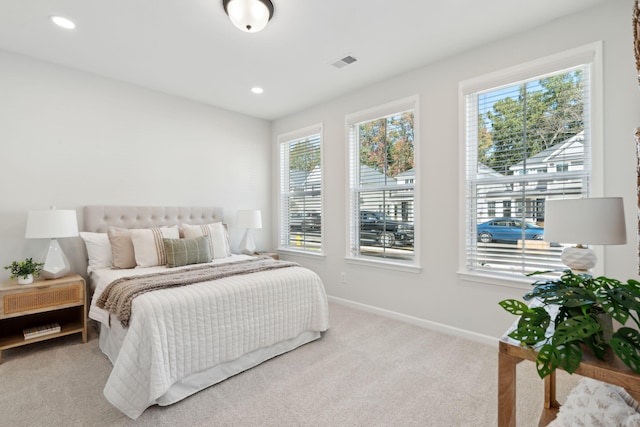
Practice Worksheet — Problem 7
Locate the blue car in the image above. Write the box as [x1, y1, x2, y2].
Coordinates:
[477, 217, 544, 243]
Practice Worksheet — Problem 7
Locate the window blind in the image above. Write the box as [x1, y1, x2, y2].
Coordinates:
[464, 65, 591, 277]
[279, 128, 322, 252]
[348, 104, 416, 263]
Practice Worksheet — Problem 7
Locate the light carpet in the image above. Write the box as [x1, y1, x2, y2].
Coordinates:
[0, 302, 580, 426]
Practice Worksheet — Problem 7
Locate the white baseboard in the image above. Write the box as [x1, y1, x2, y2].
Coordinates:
[327, 296, 499, 348]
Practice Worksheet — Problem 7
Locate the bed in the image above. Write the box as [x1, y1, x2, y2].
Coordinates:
[81, 206, 329, 419]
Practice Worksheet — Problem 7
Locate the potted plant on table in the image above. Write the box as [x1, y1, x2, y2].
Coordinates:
[4, 258, 44, 285]
[499, 270, 640, 379]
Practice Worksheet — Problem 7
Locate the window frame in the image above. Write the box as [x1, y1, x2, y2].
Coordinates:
[458, 42, 604, 287]
[277, 123, 325, 257]
[345, 95, 421, 273]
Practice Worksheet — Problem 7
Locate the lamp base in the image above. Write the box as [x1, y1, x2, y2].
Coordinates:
[41, 239, 71, 279]
[239, 229, 257, 255]
[561, 246, 596, 272]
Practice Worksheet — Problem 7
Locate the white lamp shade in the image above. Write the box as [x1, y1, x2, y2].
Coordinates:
[25, 209, 79, 239]
[225, 0, 272, 33]
[543, 197, 626, 245]
[237, 210, 262, 229]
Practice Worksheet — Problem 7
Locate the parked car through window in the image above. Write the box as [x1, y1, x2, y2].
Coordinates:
[360, 211, 414, 248]
[476, 217, 544, 243]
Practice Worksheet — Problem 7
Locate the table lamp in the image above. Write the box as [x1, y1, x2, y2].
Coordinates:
[543, 197, 626, 271]
[237, 210, 262, 255]
[25, 208, 79, 279]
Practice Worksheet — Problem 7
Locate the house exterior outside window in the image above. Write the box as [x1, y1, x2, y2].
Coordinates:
[460, 44, 600, 280]
[346, 96, 419, 270]
[278, 124, 323, 254]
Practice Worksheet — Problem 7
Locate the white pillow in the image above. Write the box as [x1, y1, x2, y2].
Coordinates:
[549, 378, 640, 427]
[79, 232, 112, 273]
[130, 226, 180, 267]
[182, 222, 231, 259]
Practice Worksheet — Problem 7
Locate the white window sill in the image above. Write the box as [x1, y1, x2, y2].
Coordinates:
[345, 256, 421, 274]
[457, 270, 535, 290]
[277, 248, 326, 260]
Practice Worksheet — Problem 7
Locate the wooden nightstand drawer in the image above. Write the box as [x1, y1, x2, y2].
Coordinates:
[3, 284, 82, 316]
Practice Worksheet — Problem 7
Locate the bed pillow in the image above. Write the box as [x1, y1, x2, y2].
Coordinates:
[548, 378, 640, 427]
[163, 236, 212, 268]
[107, 227, 137, 269]
[130, 226, 180, 267]
[79, 232, 112, 272]
[182, 222, 231, 259]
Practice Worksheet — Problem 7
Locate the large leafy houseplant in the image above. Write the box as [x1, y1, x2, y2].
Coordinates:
[500, 270, 640, 379]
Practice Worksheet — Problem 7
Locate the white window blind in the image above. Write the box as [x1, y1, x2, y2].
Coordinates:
[279, 126, 322, 253]
[347, 98, 417, 264]
[464, 64, 591, 277]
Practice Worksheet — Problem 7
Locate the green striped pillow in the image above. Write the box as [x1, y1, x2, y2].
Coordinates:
[163, 236, 212, 268]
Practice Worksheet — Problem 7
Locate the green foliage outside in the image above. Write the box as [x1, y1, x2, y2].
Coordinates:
[289, 139, 320, 174]
[478, 70, 584, 174]
[358, 111, 414, 178]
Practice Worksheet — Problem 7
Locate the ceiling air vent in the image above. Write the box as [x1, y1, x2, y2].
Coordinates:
[331, 55, 358, 69]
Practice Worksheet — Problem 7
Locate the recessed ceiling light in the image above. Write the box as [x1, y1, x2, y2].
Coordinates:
[50, 15, 76, 30]
[251, 87, 264, 94]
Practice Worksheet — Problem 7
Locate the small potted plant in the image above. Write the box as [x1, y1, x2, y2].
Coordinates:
[499, 270, 640, 379]
[4, 258, 44, 284]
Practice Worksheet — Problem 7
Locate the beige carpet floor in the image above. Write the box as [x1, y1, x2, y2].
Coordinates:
[0, 302, 580, 426]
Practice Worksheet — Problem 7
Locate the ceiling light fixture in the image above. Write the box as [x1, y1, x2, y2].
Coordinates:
[222, 0, 274, 33]
[251, 87, 264, 94]
[50, 15, 76, 30]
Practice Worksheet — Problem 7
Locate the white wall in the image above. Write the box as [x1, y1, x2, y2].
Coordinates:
[0, 51, 271, 281]
[272, 0, 640, 339]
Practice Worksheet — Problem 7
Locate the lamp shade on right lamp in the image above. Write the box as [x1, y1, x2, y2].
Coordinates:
[543, 197, 627, 271]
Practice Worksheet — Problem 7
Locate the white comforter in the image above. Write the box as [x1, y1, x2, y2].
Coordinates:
[89, 255, 329, 419]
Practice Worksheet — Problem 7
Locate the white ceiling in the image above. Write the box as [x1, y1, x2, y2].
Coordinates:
[0, 0, 610, 120]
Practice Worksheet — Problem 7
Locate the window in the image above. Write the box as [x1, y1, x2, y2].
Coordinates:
[488, 201, 496, 217]
[278, 125, 323, 253]
[462, 46, 599, 278]
[347, 97, 418, 266]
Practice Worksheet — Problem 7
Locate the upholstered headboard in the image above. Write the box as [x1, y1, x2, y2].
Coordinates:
[83, 206, 224, 232]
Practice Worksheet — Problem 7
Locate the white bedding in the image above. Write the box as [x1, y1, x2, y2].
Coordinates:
[89, 255, 329, 419]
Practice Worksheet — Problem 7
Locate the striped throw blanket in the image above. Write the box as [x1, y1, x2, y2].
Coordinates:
[96, 257, 298, 327]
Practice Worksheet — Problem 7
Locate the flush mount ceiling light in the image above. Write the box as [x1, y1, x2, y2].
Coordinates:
[222, 0, 274, 33]
[50, 15, 76, 30]
[251, 87, 264, 94]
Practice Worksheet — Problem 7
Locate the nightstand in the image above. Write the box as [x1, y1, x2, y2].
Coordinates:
[257, 252, 279, 260]
[0, 274, 87, 363]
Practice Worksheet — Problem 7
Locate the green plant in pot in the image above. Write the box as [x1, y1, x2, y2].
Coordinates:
[499, 269, 640, 379]
[4, 257, 44, 284]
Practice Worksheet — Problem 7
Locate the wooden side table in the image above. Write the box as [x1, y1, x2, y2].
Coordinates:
[257, 252, 280, 260]
[498, 336, 640, 426]
[0, 274, 87, 363]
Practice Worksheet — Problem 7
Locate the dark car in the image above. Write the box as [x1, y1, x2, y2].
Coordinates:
[360, 211, 414, 248]
[477, 217, 544, 243]
[290, 212, 321, 234]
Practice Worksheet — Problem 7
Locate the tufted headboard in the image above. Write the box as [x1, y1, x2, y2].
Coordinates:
[83, 206, 224, 232]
